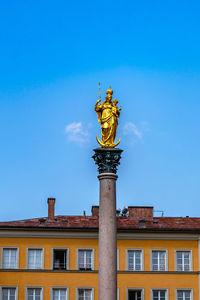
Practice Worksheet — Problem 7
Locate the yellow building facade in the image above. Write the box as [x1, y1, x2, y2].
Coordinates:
[0, 202, 200, 300]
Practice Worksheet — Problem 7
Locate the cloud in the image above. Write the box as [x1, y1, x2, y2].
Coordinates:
[123, 122, 143, 139]
[65, 122, 89, 144]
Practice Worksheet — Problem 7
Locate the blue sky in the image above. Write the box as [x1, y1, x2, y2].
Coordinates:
[1, 1, 200, 221]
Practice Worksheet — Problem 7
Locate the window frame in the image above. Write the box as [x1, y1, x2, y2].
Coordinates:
[25, 286, 43, 300]
[175, 288, 193, 300]
[26, 247, 44, 270]
[51, 247, 69, 270]
[150, 249, 168, 271]
[0, 286, 18, 300]
[175, 249, 193, 272]
[1, 247, 19, 269]
[126, 248, 144, 271]
[76, 248, 95, 271]
[117, 248, 119, 271]
[76, 287, 94, 300]
[50, 286, 68, 300]
[126, 288, 144, 300]
[151, 288, 168, 300]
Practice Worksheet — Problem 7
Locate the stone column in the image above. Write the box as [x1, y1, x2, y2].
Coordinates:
[93, 148, 122, 300]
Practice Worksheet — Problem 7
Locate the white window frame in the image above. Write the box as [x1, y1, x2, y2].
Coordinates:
[26, 248, 44, 270]
[117, 248, 119, 271]
[50, 287, 68, 300]
[175, 249, 193, 271]
[76, 287, 94, 300]
[126, 249, 144, 271]
[25, 286, 43, 300]
[1, 247, 19, 269]
[175, 288, 193, 300]
[51, 248, 69, 270]
[126, 288, 144, 300]
[0, 286, 18, 300]
[76, 248, 94, 270]
[150, 249, 168, 271]
[151, 288, 168, 300]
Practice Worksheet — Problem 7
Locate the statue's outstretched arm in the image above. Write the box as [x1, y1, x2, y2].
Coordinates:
[95, 99, 101, 105]
[95, 99, 102, 111]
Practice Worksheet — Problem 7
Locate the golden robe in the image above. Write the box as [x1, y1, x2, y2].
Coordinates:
[95, 100, 120, 147]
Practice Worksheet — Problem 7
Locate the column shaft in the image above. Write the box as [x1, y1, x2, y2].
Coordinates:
[98, 173, 117, 300]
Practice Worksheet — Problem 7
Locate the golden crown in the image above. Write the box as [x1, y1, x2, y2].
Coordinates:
[106, 87, 113, 95]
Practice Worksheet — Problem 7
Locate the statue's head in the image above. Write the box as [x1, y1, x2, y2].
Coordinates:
[106, 87, 113, 102]
[113, 98, 118, 105]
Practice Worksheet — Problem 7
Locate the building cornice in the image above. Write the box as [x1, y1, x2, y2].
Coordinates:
[0, 229, 200, 240]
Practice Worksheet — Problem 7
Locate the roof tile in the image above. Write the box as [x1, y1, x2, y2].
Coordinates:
[1, 215, 200, 231]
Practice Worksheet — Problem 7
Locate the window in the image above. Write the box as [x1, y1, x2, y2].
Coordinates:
[128, 289, 143, 300]
[27, 249, 43, 269]
[27, 288, 42, 300]
[2, 248, 18, 269]
[177, 290, 192, 300]
[152, 290, 167, 300]
[152, 250, 167, 271]
[53, 249, 68, 270]
[2, 288, 16, 300]
[52, 288, 67, 300]
[77, 289, 92, 300]
[127, 250, 142, 271]
[176, 251, 192, 271]
[78, 249, 94, 270]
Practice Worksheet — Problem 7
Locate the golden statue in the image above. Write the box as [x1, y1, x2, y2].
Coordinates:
[95, 83, 121, 148]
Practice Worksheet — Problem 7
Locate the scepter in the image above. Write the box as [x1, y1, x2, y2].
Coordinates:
[99, 82, 101, 100]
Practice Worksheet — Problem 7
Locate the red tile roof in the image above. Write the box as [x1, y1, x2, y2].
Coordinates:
[1, 215, 200, 232]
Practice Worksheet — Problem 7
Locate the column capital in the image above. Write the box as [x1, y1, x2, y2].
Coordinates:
[92, 147, 123, 174]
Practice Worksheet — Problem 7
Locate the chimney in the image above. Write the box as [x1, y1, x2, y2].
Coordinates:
[91, 206, 99, 217]
[47, 198, 56, 219]
[128, 206, 153, 219]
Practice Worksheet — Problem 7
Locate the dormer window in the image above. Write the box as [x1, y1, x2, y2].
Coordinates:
[139, 220, 146, 227]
